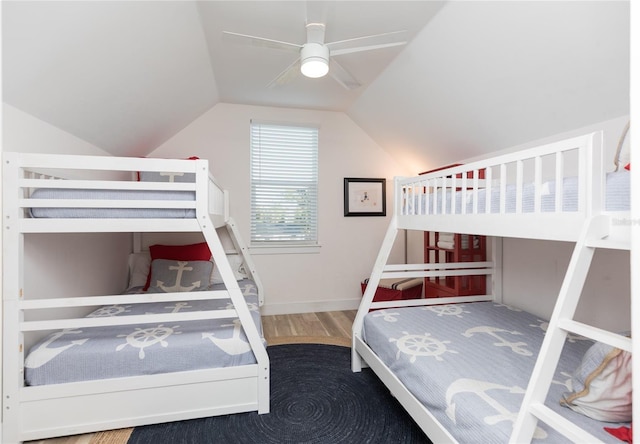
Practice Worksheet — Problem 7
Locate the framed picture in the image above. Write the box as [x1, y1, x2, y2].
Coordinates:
[344, 178, 386, 217]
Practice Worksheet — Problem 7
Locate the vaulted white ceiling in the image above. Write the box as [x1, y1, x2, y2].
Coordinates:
[2, 1, 630, 167]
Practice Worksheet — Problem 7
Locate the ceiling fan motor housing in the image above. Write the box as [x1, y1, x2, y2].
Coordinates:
[300, 43, 330, 78]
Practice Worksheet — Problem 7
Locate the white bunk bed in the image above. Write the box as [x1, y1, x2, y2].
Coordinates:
[352, 131, 634, 443]
[2, 153, 269, 443]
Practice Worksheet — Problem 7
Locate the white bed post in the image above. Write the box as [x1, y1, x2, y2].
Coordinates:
[491, 237, 503, 303]
[194, 162, 269, 414]
[2, 155, 25, 444]
[352, 216, 399, 372]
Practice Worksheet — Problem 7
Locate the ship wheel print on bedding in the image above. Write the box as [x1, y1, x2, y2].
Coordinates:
[156, 261, 202, 292]
[423, 304, 470, 318]
[116, 325, 181, 359]
[390, 331, 458, 363]
[25, 329, 89, 368]
[445, 378, 548, 440]
[371, 309, 400, 322]
[462, 326, 532, 356]
[87, 304, 132, 317]
[201, 319, 251, 355]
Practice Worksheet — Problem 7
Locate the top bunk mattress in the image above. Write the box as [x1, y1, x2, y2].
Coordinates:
[405, 170, 630, 215]
[362, 302, 629, 443]
[28, 188, 197, 219]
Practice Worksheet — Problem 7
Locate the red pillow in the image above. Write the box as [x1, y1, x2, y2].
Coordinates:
[624, 163, 630, 171]
[143, 242, 212, 290]
[604, 423, 632, 443]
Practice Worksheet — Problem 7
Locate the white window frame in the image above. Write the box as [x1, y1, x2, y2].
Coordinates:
[249, 121, 320, 254]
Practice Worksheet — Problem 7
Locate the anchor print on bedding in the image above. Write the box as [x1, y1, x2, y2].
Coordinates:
[25, 305, 136, 370]
[400, 305, 539, 435]
[445, 378, 549, 440]
[202, 319, 252, 355]
[445, 310, 544, 436]
[24, 329, 89, 368]
[462, 325, 533, 356]
[23, 279, 263, 385]
[363, 302, 602, 443]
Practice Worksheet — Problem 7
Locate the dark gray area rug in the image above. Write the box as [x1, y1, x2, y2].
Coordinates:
[128, 343, 431, 443]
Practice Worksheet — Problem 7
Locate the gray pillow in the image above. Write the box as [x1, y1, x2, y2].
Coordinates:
[146, 259, 212, 293]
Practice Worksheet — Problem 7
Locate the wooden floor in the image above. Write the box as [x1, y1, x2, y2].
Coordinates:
[26, 310, 357, 444]
[262, 310, 356, 346]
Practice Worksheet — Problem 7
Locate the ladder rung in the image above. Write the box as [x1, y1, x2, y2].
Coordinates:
[585, 238, 631, 250]
[528, 403, 604, 443]
[558, 319, 632, 352]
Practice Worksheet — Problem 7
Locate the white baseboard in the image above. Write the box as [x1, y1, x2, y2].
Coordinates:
[261, 298, 361, 316]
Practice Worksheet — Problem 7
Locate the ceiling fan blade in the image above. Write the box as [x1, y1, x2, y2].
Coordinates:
[329, 59, 361, 90]
[222, 31, 301, 53]
[331, 41, 407, 57]
[267, 57, 301, 89]
[327, 30, 408, 53]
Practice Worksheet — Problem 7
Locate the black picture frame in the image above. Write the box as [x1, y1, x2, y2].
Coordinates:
[343, 178, 386, 217]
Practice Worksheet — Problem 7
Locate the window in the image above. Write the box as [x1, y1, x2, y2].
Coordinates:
[250, 122, 318, 249]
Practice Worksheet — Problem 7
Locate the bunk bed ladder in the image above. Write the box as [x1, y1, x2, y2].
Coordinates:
[225, 217, 265, 306]
[198, 215, 270, 414]
[511, 215, 632, 443]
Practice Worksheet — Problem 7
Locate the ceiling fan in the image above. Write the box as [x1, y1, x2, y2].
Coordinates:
[222, 23, 408, 90]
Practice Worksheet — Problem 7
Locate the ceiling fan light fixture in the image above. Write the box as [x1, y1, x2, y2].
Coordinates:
[300, 43, 329, 78]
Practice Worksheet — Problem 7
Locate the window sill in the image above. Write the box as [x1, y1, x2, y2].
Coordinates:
[249, 245, 321, 255]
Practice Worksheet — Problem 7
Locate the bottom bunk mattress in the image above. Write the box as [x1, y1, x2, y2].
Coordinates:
[362, 302, 630, 443]
[25, 279, 262, 386]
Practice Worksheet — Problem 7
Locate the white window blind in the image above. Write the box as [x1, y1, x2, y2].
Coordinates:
[250, 122, 318, 246]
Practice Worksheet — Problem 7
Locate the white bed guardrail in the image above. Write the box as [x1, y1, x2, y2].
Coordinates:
[397, 132, 602, 218]
[5, 152, 229, 223]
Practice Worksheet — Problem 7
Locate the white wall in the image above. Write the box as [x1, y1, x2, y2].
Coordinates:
[151, 103, 408, 314]
[461, 115, 630, 170]
[351, 0, 629, 173]
[501, 239, 629, 332]
[2, 103, 132, 339]
[3, 104, 113, 156]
